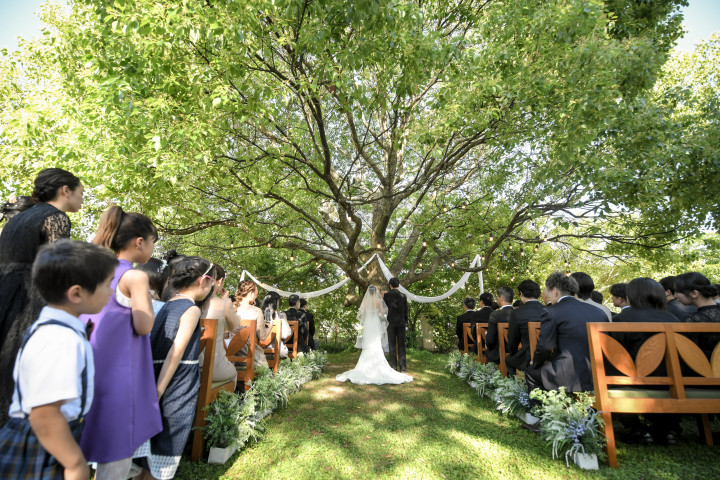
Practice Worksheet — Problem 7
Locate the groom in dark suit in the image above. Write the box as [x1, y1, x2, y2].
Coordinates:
[384, 277, 409, 371]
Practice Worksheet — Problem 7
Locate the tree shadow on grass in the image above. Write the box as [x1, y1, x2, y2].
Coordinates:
[176, 351, 720, 480]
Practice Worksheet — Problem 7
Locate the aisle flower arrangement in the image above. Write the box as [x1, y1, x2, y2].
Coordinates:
[202, 350, 327, 459]
[445, 352, 604, 469]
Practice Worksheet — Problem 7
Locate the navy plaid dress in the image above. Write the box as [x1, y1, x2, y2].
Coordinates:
[0, 320, 88, 479]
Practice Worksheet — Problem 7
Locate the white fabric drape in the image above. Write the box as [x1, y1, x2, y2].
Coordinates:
[239, 253, 484, 302]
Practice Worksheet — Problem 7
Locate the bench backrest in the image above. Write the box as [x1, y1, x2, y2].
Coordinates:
[226, 319, 256, 391]
[475, 323, 489, 363]
[587, 322, 720, 413]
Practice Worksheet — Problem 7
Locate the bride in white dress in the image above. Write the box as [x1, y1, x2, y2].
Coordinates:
[336, 285, 413, 385]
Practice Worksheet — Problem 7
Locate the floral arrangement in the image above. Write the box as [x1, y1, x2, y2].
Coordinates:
[203, 350, 327, 455]
[492, 376, 530, 417]
[446, 350, 463, 374]
[530, 388, 605, 465]
[471, 362, 503, 398]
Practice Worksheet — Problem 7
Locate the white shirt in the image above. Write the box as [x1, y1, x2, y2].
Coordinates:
[8, 306, 94, 420]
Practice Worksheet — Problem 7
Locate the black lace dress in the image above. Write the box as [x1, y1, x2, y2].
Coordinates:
[0, 203, 71, 426]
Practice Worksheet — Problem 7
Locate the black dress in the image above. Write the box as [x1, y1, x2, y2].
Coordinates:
[0, 203, 71, 426]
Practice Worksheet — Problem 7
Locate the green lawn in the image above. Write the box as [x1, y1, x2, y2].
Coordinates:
[176, 350, 720, 479]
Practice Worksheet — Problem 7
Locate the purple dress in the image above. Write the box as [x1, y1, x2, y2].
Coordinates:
[79, 259, 162, 462]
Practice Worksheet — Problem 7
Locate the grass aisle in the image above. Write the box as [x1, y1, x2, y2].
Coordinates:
[177, 350, 720, 479]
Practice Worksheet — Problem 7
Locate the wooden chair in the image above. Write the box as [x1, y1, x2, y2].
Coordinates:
[285, 320, 299, 360]
[259, 321, 281, 372]
[587, 322, 720, 468]
[527, 321, 541, 363]
[474, 323, 489, 363]
[498, 323, 517, 377]
[462, 322, 477, 354]
[226, 319, 256, 392]
[191, 319, 236, 461]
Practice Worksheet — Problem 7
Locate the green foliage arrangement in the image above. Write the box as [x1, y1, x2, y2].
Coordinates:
[530, 388, 606, 465]
[445, 350, 463, 375]
[471, 362, 504, 399]
[493, 376, 531, 417]
[202, 390, 263, 449]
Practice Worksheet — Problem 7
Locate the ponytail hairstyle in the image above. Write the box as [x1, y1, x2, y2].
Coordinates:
[1, 196, 35, 223]
[32, 168, 81, 203]
[674, 272, 718, 299]
[160, 250, 186, 301]
[233, 280, 258, 310]
[167, 256, 213, 295]
[93, 206, 158, 253]
[260, 291, 280, 325]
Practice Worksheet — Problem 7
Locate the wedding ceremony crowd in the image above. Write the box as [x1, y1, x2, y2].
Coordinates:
[1, 168, 719, 478]
[455, 270, 720, 446]
[0, 169, 318, 479]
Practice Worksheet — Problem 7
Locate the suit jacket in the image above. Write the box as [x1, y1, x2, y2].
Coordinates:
[666, 298, 696, 321]
[384, 289, 408, 327]
[531, 296, 607, 392]
[486, 305, 513, 363]
[456, 310, 479, 350]
[506, 300, 549, 370]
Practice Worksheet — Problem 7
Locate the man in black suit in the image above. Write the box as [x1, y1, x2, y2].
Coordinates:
[456, 297, 478, 352]
[525, 272, 608, 397]
[285, 294, 310, 353]
[486, 286, 514, 364]
[659, 276, 697, 320]
[506, 280, 549, 373]
[299, 298, 316, 350]
[383, 277, 409, 371]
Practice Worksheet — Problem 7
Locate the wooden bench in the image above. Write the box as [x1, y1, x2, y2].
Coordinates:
[259, 321, 281, 372]
[587, 322, 720, 468]
[192, 318, 236, 461]
[285, 320, 299, 360]
[473, 323, 488, 363]
[462, 322, 477, 354]
[497, 321, 542, 377]
[226, 319, 256, 392]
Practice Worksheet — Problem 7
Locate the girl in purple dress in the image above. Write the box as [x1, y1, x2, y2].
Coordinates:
[79, 206, 162, 479]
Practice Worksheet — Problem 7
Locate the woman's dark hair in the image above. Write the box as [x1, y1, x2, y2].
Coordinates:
[32, 168, 81, 203]
[213, 263, 226, 280]
[299, 298, 307, 308]
[33, 239, 117, 304]
[135, 257, 165, 298]
[93, 206, 158, 253]
[261, 291, 280, 325]
[167, 256, 213, 293]
[674, 272, 718, 299]
[626, 277, 667, 310]
[160, 250, 185, 301]
[1, 196, 35, 223]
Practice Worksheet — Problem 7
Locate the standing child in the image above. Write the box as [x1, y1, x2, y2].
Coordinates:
[0, 239, 117, 479]
[79, 206, 162, 479]
[138, 254, 216, 480]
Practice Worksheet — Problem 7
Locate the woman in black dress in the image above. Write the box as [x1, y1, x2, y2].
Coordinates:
[0, 168, 84, 426]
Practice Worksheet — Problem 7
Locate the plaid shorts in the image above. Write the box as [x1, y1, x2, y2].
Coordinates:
[0, 417, 84, 479]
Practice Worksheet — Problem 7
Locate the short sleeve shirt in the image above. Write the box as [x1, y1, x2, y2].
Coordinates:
[8, 306, 94, 421]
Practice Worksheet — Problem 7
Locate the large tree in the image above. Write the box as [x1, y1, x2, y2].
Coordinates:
[1, 0, 688, 298]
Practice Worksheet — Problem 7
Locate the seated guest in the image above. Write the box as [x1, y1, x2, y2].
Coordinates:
[456, 297, 478, 352]
[590, 290, 604, 305]
[506, 280, 549, 373]
[674, 272, 720, 359]
[477, 292, 494, 322]
[610, 283, 629, 318]
[525, 272, 608, 397]
[613, 277, 681, 445]
[571, 271, 613, 321]
[260, 291, 290, 359]
[659, 276, 697, 320]
[299, 299, 316, 350]
[233, 281, 272, 367]
[135, 258, 166, 315]
[199, 264, 241, 388]
[486, 286, 514, 363]
[285, 294, 309, 353]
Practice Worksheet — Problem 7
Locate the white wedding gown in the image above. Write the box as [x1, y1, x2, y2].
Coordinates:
[336, 286, 413, 385]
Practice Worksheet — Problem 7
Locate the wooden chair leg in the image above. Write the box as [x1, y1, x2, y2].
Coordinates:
[601, 411, 618, 468]
[701, 414, 714, 446]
